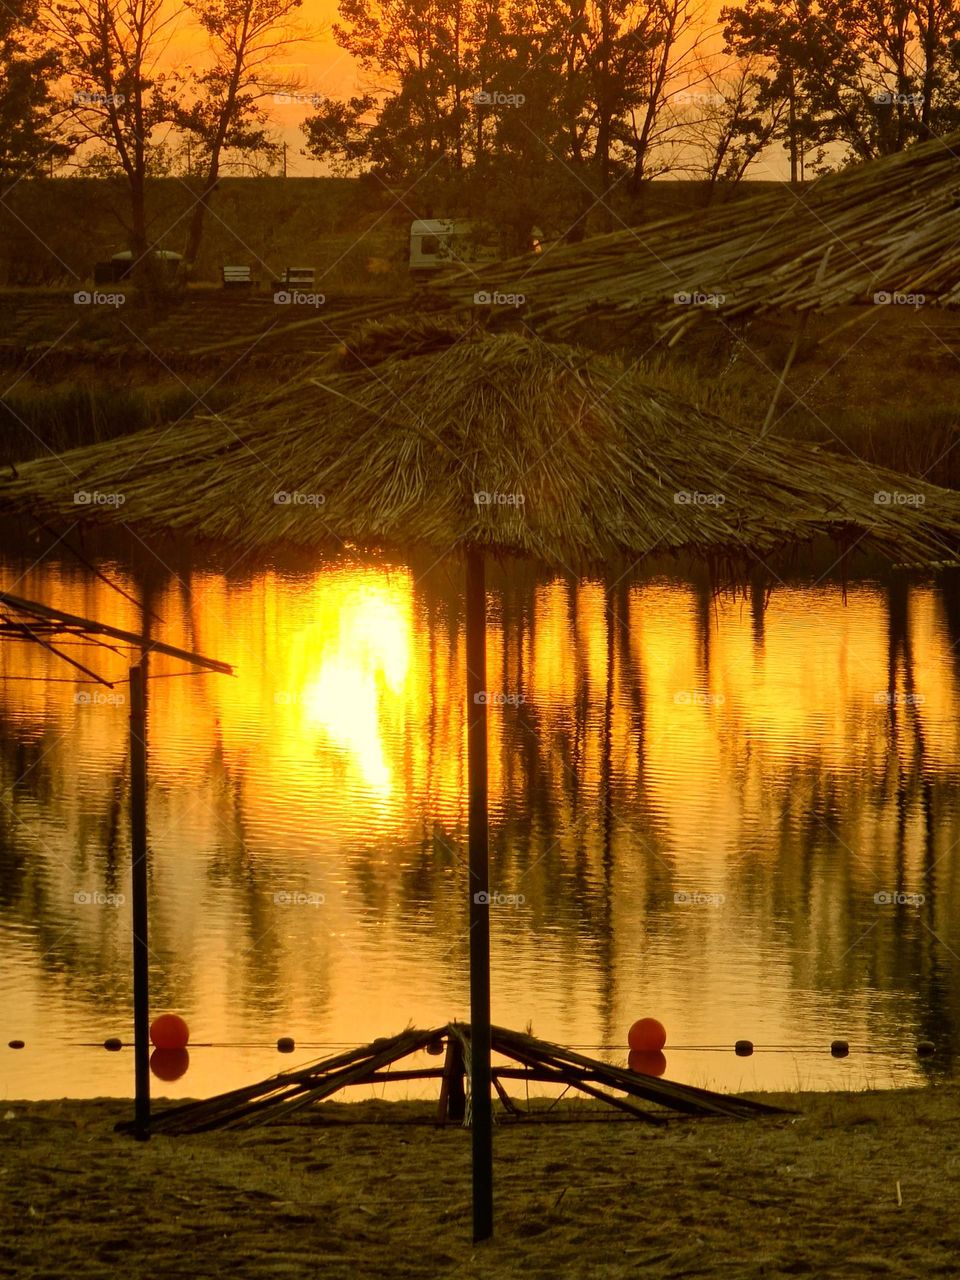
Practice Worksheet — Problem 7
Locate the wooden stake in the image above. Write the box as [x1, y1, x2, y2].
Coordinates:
[491, 1071, 520, 1116]
[438, 1034, 466, 1125]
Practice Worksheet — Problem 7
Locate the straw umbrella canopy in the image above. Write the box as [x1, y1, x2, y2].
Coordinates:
[4, 317, 960, 1240]
[425, 131, 960, 342]
[5, 318, 960, 567]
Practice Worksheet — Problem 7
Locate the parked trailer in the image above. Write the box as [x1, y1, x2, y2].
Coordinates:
[409, 221, 498, 278]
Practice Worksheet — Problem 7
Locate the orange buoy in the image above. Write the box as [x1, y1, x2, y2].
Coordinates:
[277, 1037, 295, 1053]
[628, 1050, 667, 1077]
[150, 1048, 190, 1082]
[734, 1040, 754, 1056]
[426, 1037, 445, 1056]
[103, 1037, 123, 1052]
[8, 1040, 24, 1050]
[628, 1018, 667, 1053]
[149, 1014, 190, 1051]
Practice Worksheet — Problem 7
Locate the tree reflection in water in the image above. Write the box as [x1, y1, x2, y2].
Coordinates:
[0, 541, 959, 1095]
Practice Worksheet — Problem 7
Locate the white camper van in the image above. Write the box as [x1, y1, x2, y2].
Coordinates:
[408, 220, 497, 277]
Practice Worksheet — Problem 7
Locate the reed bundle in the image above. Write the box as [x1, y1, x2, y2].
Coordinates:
[3, 318, 959, 571]
[427, 132, 960, 341]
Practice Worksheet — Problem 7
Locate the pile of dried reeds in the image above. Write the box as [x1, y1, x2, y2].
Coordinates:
[127, 1023, 788, 1135]
[427, 132, 960, 341]
[3, 318, 960, 571]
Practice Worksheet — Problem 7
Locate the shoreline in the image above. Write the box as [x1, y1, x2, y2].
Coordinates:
[4, 1085, 960, 1278]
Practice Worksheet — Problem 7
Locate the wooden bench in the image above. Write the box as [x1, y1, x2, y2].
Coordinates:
[222, 265, 255, 288]
[271, 266, 315, 291]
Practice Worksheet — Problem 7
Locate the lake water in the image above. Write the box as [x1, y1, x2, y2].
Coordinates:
[1, 540, 959, 1102]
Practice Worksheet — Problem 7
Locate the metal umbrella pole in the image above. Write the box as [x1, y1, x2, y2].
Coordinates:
[465, 548, 493, 1241]
[129, 663, 150, 1138]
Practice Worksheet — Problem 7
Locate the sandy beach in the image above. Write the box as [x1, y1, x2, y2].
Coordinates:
[3, 1086, 960, 1279]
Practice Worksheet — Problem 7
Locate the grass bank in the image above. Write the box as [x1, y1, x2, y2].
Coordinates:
[0, 380, 238, 471]
[2, 1087, 959, 1278]
[632, 306, 960, 491]
[3, 295, 960, 493]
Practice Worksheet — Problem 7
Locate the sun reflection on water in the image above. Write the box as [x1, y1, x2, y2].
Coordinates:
[283, 574, 414, 796]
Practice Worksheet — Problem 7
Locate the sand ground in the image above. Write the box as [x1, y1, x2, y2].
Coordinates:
[3, 1087, 960, 1279]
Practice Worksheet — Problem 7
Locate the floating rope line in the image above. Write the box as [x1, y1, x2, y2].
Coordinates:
[25, 1038, 935, 1057]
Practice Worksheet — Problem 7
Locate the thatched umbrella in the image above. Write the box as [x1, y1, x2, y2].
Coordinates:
[3, 316, 960, 1239]
[6, 318, 960, 565]
[426, 131, 960, 342]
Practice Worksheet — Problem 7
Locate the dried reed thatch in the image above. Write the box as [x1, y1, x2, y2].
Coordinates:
[428, 131, 960, 341]
[2, 317, 959, 570]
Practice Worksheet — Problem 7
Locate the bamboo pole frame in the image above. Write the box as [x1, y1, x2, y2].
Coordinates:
[133, 1022, 791, 1138]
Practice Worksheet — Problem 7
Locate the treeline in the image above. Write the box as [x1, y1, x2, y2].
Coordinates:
[2, 0, 960, 278]
[304, 0, 960, 188]
[1, 0, 306, 288]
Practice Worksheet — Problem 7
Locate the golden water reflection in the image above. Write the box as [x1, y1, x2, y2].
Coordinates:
[1, 550, 959, 1100]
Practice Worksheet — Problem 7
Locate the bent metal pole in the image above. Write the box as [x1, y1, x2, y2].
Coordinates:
[465, 547, 493, 1241]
